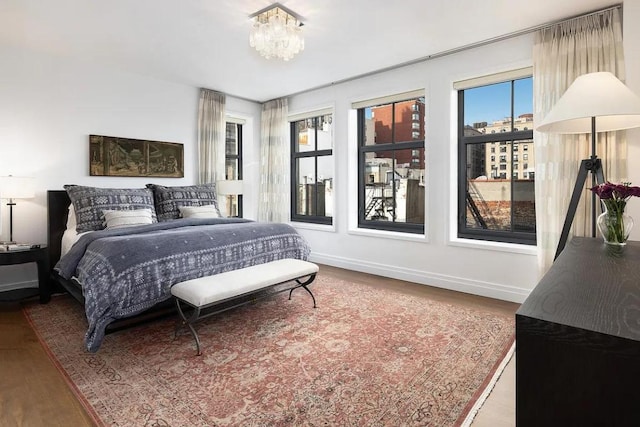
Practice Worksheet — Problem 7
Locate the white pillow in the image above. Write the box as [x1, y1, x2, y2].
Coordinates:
[102, 208, 154, 230]
[179, 204, 222, 219]
[66, 204, 77, 230]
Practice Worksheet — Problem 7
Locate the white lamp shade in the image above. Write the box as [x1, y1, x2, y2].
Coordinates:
[537, 72, 640, 134]
[216, 180, 244, 195]
[0, 176, 35, 199]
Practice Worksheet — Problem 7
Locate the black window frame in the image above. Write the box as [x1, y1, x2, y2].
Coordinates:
[290, 115, 333, 225]
[457, 77, 536, 245]
[224, 121, 243, 217]
[357, 98, 425, 234]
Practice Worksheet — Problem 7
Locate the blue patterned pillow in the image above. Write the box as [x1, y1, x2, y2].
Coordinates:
[146, 183, 221, 221]
[64, 185, 157, 233]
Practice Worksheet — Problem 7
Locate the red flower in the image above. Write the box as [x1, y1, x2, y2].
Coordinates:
[590, 181, 640, 203]
[590, 182, 614, 199]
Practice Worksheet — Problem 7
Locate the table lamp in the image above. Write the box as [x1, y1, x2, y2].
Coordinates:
[0, 175, 36, 244]
[536, 72, 640, 259]
[216, 180, 243, 217]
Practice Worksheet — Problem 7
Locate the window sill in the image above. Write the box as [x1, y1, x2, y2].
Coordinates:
[348, 227, 427, 243]
[290, 221, 336, 233]
[448, 237, 537, 255]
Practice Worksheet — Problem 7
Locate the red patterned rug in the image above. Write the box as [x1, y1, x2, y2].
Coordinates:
[25, 275, 513, 426]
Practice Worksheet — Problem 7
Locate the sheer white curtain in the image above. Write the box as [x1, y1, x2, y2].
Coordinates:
[534, 8, 626, 274]
[258, 98, 289, 222]
[198, 89, 227, 212]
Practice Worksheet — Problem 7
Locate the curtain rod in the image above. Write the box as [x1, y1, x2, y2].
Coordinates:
[279, 3, 622, 101]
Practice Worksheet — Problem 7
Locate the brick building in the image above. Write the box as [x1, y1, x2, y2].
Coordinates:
[370, 99, 425, 169]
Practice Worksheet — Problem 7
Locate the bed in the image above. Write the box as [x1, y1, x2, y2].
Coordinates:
[46, 187, 311, 352]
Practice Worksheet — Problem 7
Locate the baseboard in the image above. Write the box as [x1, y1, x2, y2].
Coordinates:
[309, 253, 529, 303]
[2, 259, 529, 302]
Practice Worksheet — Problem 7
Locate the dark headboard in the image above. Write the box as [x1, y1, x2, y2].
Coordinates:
[47, 190, 70, 270]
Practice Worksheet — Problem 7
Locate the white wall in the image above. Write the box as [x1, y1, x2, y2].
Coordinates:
[288, 34, 538, 303]
[288, 1, 640, 303]
[0, 45, 260, 290]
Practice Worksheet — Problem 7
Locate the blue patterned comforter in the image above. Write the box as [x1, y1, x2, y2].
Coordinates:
[55, 218, 311, 352]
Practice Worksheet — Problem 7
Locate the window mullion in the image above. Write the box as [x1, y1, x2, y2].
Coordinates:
[314, 122, 319, 216]
[510, 81, 515, 233]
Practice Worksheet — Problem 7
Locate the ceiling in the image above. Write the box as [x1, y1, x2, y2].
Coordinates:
[1, 0, 617, 102]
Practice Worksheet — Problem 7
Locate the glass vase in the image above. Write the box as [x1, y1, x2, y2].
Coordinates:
[596, 207, 634, 246]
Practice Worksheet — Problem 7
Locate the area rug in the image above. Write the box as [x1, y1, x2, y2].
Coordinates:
[24, 275, 514, 427]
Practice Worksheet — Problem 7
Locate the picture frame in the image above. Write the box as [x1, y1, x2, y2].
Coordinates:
[89, 135, 184, 178]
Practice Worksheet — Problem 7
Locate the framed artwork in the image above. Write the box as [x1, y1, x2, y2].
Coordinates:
[89, 135, 184, 178]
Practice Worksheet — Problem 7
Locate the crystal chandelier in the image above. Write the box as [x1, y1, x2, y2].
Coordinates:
[249, 3, 304, 61]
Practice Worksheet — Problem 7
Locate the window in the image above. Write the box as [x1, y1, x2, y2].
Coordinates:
[457, 73, 535, 245]
[224, 121, 243, 217]
[290, 112, 333, 224]
[356, 92, 425, 233]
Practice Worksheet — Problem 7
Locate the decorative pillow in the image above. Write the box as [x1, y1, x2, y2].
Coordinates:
[66, 204, 77, 230]
[102, 208, 154, 229]
[64, 185, 157, 233]
[178, 204, 222, 219]
[146, 183, 221, 221]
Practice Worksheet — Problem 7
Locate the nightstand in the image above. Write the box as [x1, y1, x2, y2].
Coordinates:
[0, 246, 50, 303]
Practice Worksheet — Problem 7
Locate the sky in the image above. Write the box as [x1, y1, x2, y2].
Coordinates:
[464, 77, 533, 126]
[362, 77, 533, 127]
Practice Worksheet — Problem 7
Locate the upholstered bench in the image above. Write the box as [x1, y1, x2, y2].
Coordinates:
[171, 258, 319, 355]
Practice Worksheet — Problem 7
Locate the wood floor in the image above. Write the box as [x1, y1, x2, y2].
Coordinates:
[0, 264, 518, 426]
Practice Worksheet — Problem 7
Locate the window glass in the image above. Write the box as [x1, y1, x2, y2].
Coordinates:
[224, 121, 243, 217]
[290, 112, 333, 224]
[463, 82, 511, 133]
[225, 159, 238, 180]
[358, 96, 425, 233]
[458, 76, 535, 244]
[296, 156, 317, 216]
[225, 124, 239, 155]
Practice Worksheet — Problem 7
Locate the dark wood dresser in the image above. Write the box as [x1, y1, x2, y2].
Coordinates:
[516, 237, 640, 426]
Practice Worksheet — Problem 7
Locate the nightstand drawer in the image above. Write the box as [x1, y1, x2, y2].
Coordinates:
[0, 246, 50, 303]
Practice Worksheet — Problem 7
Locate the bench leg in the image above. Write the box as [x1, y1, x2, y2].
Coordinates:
[288, 273, 317, 308]
[174, 298, 202, 356]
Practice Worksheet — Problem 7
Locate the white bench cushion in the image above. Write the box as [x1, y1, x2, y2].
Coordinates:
[171, 259, 319, 307]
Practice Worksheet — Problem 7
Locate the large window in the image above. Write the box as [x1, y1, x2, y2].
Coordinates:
[290, 112, 333, 225]
[356, 91, 425, 233]
[224, 121, 242, 217]
[457, 73, 536, 245]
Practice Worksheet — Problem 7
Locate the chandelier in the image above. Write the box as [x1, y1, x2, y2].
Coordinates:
[249, 3, 304, 61]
